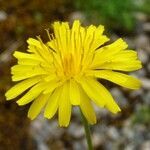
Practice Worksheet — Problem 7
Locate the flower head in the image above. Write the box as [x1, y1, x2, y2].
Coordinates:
[5, 20, 142, 127]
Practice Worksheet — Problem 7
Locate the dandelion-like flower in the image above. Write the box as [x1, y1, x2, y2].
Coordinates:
[5, 20, 142, 127]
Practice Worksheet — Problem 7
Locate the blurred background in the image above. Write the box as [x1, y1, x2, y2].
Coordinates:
[0, 0, 150, 149]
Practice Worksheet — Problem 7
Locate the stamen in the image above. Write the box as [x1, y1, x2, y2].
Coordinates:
[45, 29, 51, 41]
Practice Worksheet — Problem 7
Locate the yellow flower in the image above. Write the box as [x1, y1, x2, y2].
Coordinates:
[5, 20, 142, 127]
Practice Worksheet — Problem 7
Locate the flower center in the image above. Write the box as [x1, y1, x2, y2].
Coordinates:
[62, 53, 76, 79]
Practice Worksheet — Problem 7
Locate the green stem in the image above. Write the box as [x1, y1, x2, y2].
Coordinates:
[80, 109, 93, 150]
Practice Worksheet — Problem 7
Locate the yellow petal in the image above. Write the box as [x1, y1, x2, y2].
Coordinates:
[78, 77, 120, 113]
[43, 80, 60, 94]
[58, 82, 71, 127]
[89, 25, 109, 51]
[18, 59, 42, 65]
[69, 79, 80, 105]
[98, 60, 142, 71]
[27, 38, 42, 49]
[91, 48, 142, 71]
[82, 36, 109, 69]
[77, 77, 105, 107]
[100, 38, 127, 53]
[91, 38, 128, 67]
[11, 65, 46, 81]
[17, 82, 48, 106]
[59, 22, 69, 53]
[80, 87, 96, 124]
[71, 20, 80, 54]
[13, 51, 41, 60]
[80, 26, 86, 45]
[53, 22, 62, 52]
[44, 74, 57, 82]
[11, 65, 45, 73]
[27, 38, 42, 54]
[14, 51, 51, 67]
[91, 35, 109, 52]
[44, 87, 62, 119]
[110, 50, 138, 61]
[27, 38, 53, 64]
[28, 94, 50, 120]
[83, 25, 96, 53]
[92, 49, 142, 71]
[88, 70, 141, 89]
[5, 76, 41, 100]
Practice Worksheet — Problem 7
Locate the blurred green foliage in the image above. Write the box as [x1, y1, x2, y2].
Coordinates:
[138, 0, 150, 14]
[74, 0, 150, 32]
[132, 105, 150, 125]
